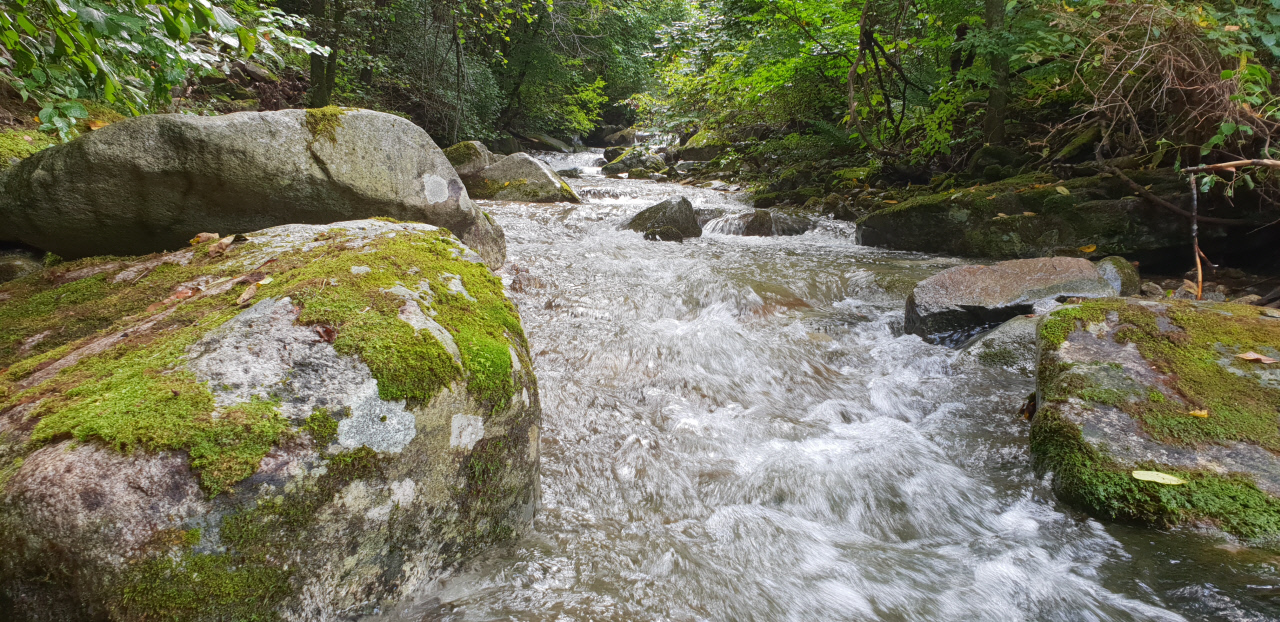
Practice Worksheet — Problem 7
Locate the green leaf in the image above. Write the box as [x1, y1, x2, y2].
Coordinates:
[1132, 470, 1185, 485]
[58, 101, 88, 119]
[15, 13, 37, 36]
[11, 47, 35, 72]
[236, 27, 256, 56]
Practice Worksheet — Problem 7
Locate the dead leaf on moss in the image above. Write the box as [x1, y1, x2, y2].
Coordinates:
[883, 200, 898, 204]
[1023, 211, 1037, 216]
[1238, 352, 1278, 364]
[87, 120, 110, 130]
[1077, 244, 1097, 253]
[1189, 409, 1210, 418]
[313, 324, 337, 343]
[1055, 186, 1071, 196]
[208, 236, 234, 257]
[236, 283, 259, 305]
[190, 232, 219, 245]
[986, 195, 996, 199]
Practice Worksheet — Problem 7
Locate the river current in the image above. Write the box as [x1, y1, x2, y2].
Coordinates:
[370, 151, 1280, 622]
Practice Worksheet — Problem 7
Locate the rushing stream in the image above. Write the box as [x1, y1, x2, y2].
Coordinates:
[370, 150, 1280, 622]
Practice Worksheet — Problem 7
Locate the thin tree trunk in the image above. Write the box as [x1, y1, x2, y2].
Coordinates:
[983, 0, 1008, 144]
[308, 0, 329, 106]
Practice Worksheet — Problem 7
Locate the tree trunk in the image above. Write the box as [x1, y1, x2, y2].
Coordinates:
[308, 0, 343, 107]
[983, 0, 1008, 144]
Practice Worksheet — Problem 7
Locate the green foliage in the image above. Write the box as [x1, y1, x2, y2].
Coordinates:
[0, 0, 324, 138]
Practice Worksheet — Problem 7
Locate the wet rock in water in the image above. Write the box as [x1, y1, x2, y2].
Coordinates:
[694, 207, 725, 227]
[524, 132, 570, 153]
[644, 226, 685, 242]
[905, 257, 1117, 344]
[675, 161, 706, 173]
[444, 140, 503, 178]
[603, 127, 638, 147]
[556, 167, 582, 179]
[1140, 281, 1165, 297]
[593, 157, 608, 167]
[1095, 256, 1140, 296]
[623, 196, 701, 239]
[0, 219, 540, 619]
[959, 313, 1040, 376]
[0, 253, 40, 283]
[1032, 298, 1280, 542]
[465, 152, 581, 203]
[742, 209, 814, 237]
[0, 108, 507, 270]
[603, 146, 626, 162]
[601, 148, 664, 177]
[1234, 294, 1263, 305]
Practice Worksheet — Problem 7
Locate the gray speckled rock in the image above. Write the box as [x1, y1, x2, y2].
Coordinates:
[905, 257, 1117, 344]
[0, 109, 507, 269]
[443, 140, 503, 179]
[0, 219, 539, 621]
[0, 254, 40, 284]
[466, 153, 580, 203]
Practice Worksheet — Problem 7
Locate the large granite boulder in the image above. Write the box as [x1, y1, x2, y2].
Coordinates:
[443, 140, 504, 179]
[0, 219, 540, 620]
[905, 257, 1116, 344]
[1032, 299, 1280, 542]
[464, 153, 580, 203]
[623, 197, 701, 239]
[0, 108, 506, 269]
[1095, 255, 1140, 296]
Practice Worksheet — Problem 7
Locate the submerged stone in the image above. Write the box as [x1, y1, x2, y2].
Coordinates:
[0, 109, 507, 270]
[1032, 298, 1280, 542]
[0, 219, 540, 619]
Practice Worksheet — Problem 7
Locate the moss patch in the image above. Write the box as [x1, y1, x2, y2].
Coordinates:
[1032, 404, 1280, 540]
[0, 129, 55, 171]
[305, 106, 350, 145]
[1040, 299, 1280, 450]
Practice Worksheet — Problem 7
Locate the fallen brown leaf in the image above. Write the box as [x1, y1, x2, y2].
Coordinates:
[313, 324, 337, 343]
[236, 283, 259, 305]
[1237, 351, 1278, 364]
[1077, 244, 1097, 253]
[190, 232, 219, 245]
[1189, 409, 1210, 418]
[208, 235, 234, 257]
[883, 200, 898, 204]
[87, 120, 110, 130]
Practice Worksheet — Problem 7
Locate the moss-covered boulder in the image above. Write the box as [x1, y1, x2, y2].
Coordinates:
[623, 196, 701, 239]
[959, 314, 1040, 376]
[523, 133, 571, 153]
[464, 153, 580, 203]
[906, 257, 1117, 344]
[0, 219, 540, 620]
[0, 108, 507, 270]
[601, 147, 664, 177]
[855, 169, 1232, 261]
[1095, 256, 1140, 296]
[443, 140, 503, 179]
[678, 130, 729, 162]
[1032, 299, 1280, 542]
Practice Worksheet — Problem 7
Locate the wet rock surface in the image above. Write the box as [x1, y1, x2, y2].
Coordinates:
[905, 256, 1117, 344]
[623, 196, 701, 239]
[0, 109, 507, 270]
[1032, 298, 1280, 541]
[0, 219, 539, 621]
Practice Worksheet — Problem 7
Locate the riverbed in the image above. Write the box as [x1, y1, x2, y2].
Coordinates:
[369, 151, 1280, 622]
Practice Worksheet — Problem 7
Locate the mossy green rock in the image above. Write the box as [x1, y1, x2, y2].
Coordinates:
[443, 140, 502, 179]
[464, 153, 580, 203]
[1095, 255, 1140, 296]
[0, 109, 507, 269]
[0, 129, 55, 172]
[678, 130, 729, 162]
[601, 148, 664, 177]
[0, 219, 540, 620]
[856, 169, 1233, 261]
[1033, 298, 1280, 542]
